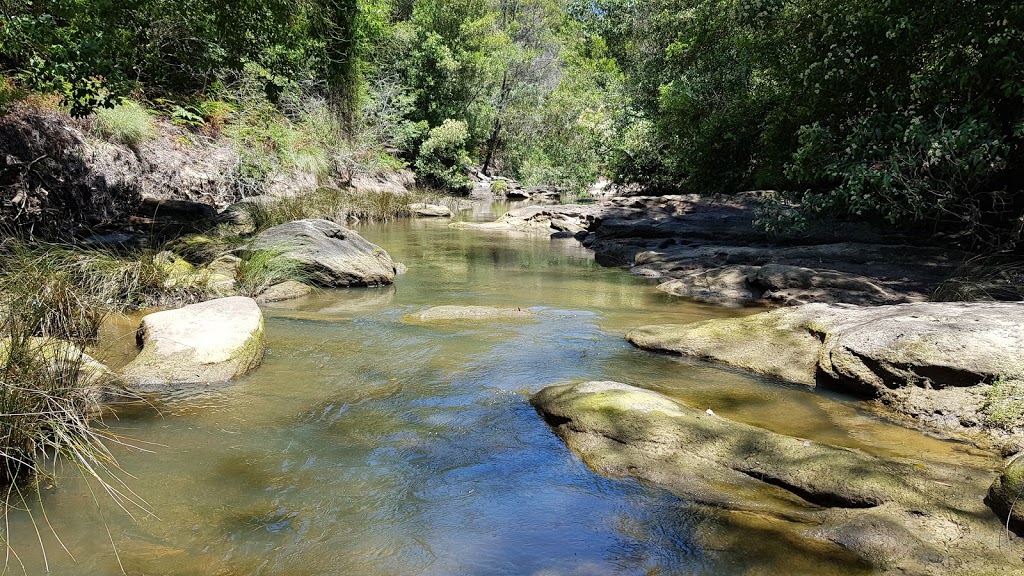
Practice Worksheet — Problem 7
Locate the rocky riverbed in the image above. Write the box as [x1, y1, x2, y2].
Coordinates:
[458, 194, 1024, 571]
[463, 194, 972, 307]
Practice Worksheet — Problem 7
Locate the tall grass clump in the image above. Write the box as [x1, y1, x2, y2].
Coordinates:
[93, 101, 156, 146]
[238, 187, 421, 232]
[933, 254, 1024, 302]
[235, 248, 310, 298]
[0, 239, 157, 494]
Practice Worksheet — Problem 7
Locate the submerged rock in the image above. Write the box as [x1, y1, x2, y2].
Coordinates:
[409, 203, 453, 218]
[121, 297, 265, 390]
[626, 302, 1024, 436]
[402, 305, 533, 323]
[531, 381, 1020, 574]
[250, 219, 397, 287]
[255, 280, 312, 304]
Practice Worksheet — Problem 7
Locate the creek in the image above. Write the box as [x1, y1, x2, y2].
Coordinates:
[3, 204, 998, 575]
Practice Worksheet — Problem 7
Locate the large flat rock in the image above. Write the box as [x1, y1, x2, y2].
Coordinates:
[250, 219, 397, 288]
[532, 381, 1021, 574]
[627, 302, 1024, 437]
[121, 297, 265, 390]
[451, 205, 601, 236]
[567, 194, 967, 306]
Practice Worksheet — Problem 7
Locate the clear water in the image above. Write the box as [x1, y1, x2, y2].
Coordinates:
[3, 212, 998, 575]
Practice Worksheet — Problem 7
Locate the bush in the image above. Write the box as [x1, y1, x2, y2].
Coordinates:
[93, 101, 156, 146]
[415, 119, 473, 193]
[490, 179, 509, 194]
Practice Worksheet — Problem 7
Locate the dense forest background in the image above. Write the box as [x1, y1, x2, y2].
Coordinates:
[2, 0, 1022, 246]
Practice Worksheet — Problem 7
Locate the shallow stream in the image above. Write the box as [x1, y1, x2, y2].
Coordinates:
[4, 206, 999, 575]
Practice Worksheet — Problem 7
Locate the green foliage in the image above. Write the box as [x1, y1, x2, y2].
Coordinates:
[583, 0, 1024, 244]
[93, 101, 156, 146]
[490, 179, 509, 194]
[223, 67, 346, 197]
[0, 0, 364, 116]
[415, 119, 473, 192]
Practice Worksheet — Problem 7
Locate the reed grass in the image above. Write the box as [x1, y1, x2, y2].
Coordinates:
[235, 248, 311, 298]
[238, 187, 434, 232]
[0, 238, 156, 567]
[933, 254, 1024, 302]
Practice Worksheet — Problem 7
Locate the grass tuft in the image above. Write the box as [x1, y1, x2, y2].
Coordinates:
[93, 101, 156, 146]
[235, 248, 310, 298]
[982, 376, 1024, 430]
[933, 254, 1024, 302]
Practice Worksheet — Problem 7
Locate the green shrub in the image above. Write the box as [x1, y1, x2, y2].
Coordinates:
[490, 179, 509, 194]
[415, 119, 473, 194]
[93, 101, 156, 146]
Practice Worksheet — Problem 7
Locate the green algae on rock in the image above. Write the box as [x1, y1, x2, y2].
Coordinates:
[531, 380, 1021, 575]
[627, 302, 1024, 438]
[402, 305, 535, 324]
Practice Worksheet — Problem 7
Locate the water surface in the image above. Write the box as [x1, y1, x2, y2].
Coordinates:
[4, 213, 998, 575]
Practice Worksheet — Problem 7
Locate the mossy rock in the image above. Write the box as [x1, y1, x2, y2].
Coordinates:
[121, 296, 265, 391]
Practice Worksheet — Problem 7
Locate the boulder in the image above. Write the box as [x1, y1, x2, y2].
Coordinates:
[1, 337, 115, 390]
[409, 203, 453, 218]
[219, 195, 281, 230]
[627, 302, 1024, 435]
[656, 266, 762, 306]
[532, 381, 1018, 574]
[249, 219, 397, 287]
[402, 305, 533, 323]
[154, 251, 236, 296]
[987, 454, 1024, 535]
[121, 297, 265, 390]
